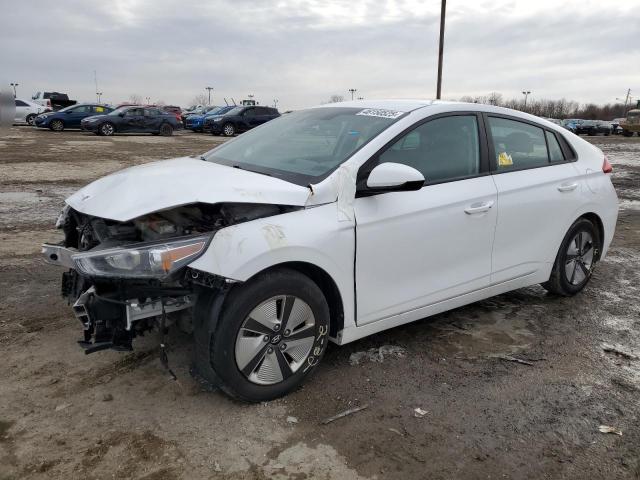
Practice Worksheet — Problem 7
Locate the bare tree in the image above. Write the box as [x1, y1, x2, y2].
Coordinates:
[190, 93, 209, 107]
[327, 94, 344, 103]
[128, 94, 142, 104]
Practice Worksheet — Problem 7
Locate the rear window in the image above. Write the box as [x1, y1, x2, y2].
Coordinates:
[546, 131, 565, 162]
[488, 117, 549, 170]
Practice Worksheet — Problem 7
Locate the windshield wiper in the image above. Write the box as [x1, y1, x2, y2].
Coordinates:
[232, 165, 272, 177]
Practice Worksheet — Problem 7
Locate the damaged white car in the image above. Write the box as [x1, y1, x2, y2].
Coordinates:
[43, 100, 618, 402]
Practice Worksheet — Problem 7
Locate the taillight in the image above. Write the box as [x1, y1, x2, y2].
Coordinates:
[602, 156, 613, 174]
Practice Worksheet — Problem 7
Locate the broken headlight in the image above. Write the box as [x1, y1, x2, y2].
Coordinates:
[72, 235, 209, 279]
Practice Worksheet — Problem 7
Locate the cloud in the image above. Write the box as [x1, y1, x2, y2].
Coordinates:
[1, 0, 638, 109]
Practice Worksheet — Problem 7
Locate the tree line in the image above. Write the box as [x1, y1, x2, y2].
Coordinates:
[458, 93, 635, 120]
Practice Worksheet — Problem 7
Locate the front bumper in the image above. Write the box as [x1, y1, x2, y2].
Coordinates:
[80, 122, 100, 132]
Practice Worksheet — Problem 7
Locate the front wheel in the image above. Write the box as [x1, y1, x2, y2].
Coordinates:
[49, 119, 64, 132]
[222, 123, 235, 136]
[26, 114, 36, 126]
[99, 123, 115, 136]
[194, 268, 330, 402]
[542, 218, 601, 296]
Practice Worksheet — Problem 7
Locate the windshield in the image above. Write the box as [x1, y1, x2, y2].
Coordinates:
[58, 105, 76, 113]
[202, 107, 405, 184]
[207, 106, 233, 116]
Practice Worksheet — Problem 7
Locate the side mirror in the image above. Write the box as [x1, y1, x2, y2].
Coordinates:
[365, 163, 425, 193]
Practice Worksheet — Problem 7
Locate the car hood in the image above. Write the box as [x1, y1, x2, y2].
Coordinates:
[66, 157, 313, 221]
[81, 115, 103, 122]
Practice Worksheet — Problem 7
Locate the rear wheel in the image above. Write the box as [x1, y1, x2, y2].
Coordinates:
[49, 119, 64, 132]
[194, 268, 330, 402]
[26, 114, 36, 126]
[223, 123, 235, 136]
[542, 218, 601, 296]
[99, 123, 115, 136]
[159, 123, 173, 136]
[622, 129, 633, 137]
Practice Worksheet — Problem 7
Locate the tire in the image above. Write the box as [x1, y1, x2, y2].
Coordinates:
[222, 123, 235, 136]
[159, 123, 173, 136]
[49, 119, 64, 132]
[194, 268, 330, 402]
[99, 123, 115, 136]
[622, 130, 633, 137]
[542, 218, 601, 296]
[26, 114, 36, 126]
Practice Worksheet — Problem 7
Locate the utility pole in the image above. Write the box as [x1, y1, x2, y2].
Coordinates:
[205, 86, 214, 105]
[436, 0, 446, 99]
[94, 70, 100, 103]
[273, 98, 278, 108]
[96, 92, 103, 103]
[348, 88, 357, 100]
[10, 83, 18, 97]
[522, 90, 531, 108]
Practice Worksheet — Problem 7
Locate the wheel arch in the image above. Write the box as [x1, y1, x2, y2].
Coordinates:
[238, 261, 345, 339]
[579, 212, 605, 260]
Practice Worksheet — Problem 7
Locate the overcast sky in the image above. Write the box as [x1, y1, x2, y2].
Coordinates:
[1, 0, 638, 110]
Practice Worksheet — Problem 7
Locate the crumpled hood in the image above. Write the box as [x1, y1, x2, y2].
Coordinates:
[66, 157, 312, 221]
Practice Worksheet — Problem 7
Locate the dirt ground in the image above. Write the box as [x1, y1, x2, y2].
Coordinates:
[0, 127, 638, 480]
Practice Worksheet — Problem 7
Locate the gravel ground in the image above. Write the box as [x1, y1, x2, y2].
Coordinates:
[0, 127, 638, 480]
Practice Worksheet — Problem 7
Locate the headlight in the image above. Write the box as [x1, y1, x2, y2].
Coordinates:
[72, 235, 209, 278]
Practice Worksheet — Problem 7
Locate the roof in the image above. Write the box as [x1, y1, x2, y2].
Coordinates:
[314, 99, 458, 113]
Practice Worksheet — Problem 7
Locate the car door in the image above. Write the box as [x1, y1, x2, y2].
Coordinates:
[64, 105, 90, 127]
[241, 108, 259, 130]
[122, 108, 145, 132]
[14, 100, 28, 122]
[485, 115, 583, 283]
[143, 108, 163, 132]
[354, 113, 498, 325]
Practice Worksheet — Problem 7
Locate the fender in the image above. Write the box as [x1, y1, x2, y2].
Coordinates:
[188, 202, 357, 333]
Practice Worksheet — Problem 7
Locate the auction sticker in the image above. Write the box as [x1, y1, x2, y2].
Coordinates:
[356, 108, 404, 119]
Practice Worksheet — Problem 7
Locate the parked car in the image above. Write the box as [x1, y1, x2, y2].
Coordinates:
[575, 120, 612, 136]
[208, 105, 280, 136]
[43, 101, 618, 402]
[80, 105, 181, 136]
[611, 118, 625, 134]
[14, 98, 47, 125]
[186, 106, 234, 132]
[162, 105, 183, 123]
[31, 91, 77, 111]
[561, 119, 583, 133]
[34, 104, 113, 131]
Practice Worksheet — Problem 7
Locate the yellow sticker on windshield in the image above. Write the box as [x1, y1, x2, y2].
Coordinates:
[498, 152, 513, 166]
[95, 106, 104, 112]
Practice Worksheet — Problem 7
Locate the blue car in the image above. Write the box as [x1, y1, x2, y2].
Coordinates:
[185, 106, 234, 132]
[34, 103, 113, 131]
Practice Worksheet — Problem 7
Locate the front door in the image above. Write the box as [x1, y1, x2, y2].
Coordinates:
[122, 108, 145, 132]
[354, 113, 498, 325]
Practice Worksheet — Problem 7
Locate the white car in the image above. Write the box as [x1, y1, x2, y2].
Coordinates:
[14, 98, 47, 125]
[43, 100, 618, 402]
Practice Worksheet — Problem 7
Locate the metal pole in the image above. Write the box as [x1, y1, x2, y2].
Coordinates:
[206, 87, 214, 105]
[349, 88, 356, 100]
[522, 90, 531, 108]
[436, 0, 446, 99]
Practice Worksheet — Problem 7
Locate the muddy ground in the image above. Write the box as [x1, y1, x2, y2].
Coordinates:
[0, 127, 638, 480]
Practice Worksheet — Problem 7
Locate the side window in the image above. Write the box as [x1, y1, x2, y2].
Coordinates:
[243, 108, 256, 117]
[378, 115, 480, 184]
[15, 100, 28, 107]
[93, 105, 107, 114]
[488, 117, 548, 170]
[72, 105, 91, 113]
[126, 108, 143, 116]
[144, 108, 160, 116]
[546, 131, 565, 162]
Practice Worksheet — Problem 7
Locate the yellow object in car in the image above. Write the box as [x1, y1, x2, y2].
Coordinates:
[498, 151, 513, 166]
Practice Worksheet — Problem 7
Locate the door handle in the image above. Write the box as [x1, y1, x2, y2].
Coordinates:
[464, 200, 494, 214]
[557, 183, 578, 192]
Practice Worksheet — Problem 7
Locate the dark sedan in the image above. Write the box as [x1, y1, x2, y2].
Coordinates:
[35, 104, 113, 131]
[208, 106, 280, 136]
[81, 106, 181, 136]
[575, 120, 612, 136]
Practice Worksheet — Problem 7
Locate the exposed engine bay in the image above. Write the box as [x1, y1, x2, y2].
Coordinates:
[45, 202, 295, 354]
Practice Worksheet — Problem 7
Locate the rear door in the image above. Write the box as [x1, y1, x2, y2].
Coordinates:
[354, 113, 498, 325]
[65, 105, 91, 127]
[486, 115, 582, 283]
[241, 107, 260, 130]
[15, 100, 28, 121]
[144, 108, 163, 132]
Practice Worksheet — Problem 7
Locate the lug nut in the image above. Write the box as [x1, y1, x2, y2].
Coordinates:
[267, 347, 274, 354]
[280, 343, 287, 351]
[284, 329, 290, 337]
[273, 324, 281, 331]
[263, 335, 269, 342]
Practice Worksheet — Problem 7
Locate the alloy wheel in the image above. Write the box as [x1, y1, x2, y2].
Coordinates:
[223, 124, 235, 136]
[234, 295, 316, 385]
[51, 120, 63, 131]
[101, 123, 114, 136]
[564, 231, 594, 286]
